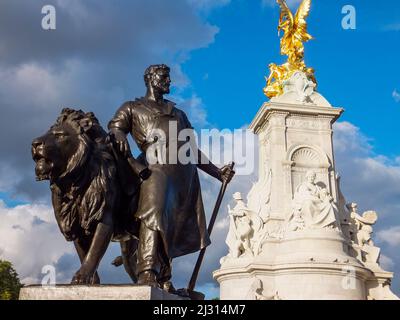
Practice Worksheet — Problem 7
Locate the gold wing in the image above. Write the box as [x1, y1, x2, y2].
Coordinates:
[276, 0, 294, 34]
[294, 0, 313, 42]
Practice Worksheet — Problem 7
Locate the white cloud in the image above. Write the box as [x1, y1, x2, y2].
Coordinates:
[172, 166, 257, 290]
[0, 1, 399, 293]
[332, 121, 400, 293]
[333, 121, 372, 155]
[380, 254, 395, 271]
[171, 127, 259, 290]
[393, 89, 400, 102]
[377, 226, 400, 247]
[333, 121, 400, 219]
[2, 118, 400, 294]
[0, 0, 220, 201]
[0, 124, 259, 289]
[172, 94, 209, 127]
[191, 120, 400, 295]
[0, 0, 245, 290]
[0, 201, 74, 284]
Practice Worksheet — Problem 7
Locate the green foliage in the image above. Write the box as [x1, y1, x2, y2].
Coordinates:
[0, 260, 22, 300]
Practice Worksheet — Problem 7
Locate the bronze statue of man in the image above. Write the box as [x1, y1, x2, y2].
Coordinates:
[108, 64, 234, 290]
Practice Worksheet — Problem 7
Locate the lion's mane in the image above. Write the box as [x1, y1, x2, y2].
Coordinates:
[51, 108, 119, 240]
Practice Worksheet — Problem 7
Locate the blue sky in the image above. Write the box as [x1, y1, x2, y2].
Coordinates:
[0, 192, 27, 207]
[179, 0, 400, 156]
[0, 0, 399, 299]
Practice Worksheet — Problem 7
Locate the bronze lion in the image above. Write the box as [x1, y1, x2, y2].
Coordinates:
[31, 108, 140, 284]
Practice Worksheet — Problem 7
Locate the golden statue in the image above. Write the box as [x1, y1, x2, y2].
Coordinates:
[264, 0, 316, 99]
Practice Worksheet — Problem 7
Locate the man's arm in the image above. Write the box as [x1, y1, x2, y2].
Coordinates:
[108, 102, 151, 181]
[197, 149, 235, 183]
[181, 109, 235, 183]
[108, 102, 134, 158]
[109, 127, 130, 158]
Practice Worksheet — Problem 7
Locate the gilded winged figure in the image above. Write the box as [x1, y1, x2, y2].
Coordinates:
[277, 0, 312, 63]
[264, 0, 316, 99]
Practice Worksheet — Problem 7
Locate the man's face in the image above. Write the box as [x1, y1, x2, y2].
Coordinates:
[307, 174, 316, 183]
[151, 70, 171, 94]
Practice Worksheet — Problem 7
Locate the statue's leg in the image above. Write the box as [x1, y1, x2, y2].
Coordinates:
[136, 222, 159, 287]
[157, 241, 174, 292]
[73, 236, 100, 284]
[71, 219, 113, 285]
[120, 238, 138, 282]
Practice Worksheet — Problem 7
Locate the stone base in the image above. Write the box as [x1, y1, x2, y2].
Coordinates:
[19, 285, 187, 300]
[214, 230, 399, 300]
[214, 262, 371, 300]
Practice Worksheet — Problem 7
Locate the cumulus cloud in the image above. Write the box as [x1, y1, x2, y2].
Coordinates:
[0, 141, 258, 295]
[0, 199, 146, 285]
[179, 120, 400, 296]
[171, 94, 209, 127]
[172, 168, 258, 295]
[333, 121, 400, 294]
[377, 226, 400, 247]
[0, 200, 74, 284]
[1, 118, 400, 297]
[1, 0, 399, 299]
[380, 254, 395, 271]
[0, 0, 220, 201]
[171, 128, 258, 295]
[333, 122, 400, 220]
[0, 0, 224, 294]
[0, 0, 253, 296]
[0, 0, 218, 66]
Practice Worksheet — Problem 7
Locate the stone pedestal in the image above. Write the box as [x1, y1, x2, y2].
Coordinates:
[214, 72, 398, 300]
[215, 229, 373, 300]
[19, 285, 186, 300]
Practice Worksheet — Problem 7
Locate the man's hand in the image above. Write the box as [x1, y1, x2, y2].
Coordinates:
[110, 129, 130, 158]
[220, 164, 235, 184]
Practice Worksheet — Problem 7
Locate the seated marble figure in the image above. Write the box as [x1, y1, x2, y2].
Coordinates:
[289, 170, 339, 231]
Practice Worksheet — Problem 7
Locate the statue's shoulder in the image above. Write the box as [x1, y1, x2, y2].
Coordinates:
[164, 98, 177, 105]
[165, 100, 187, 117]
[120, 98, 146, 109]
[117, 98, 150, 116]
[164, 99, 179, 111]
[167, 102, 194, 128]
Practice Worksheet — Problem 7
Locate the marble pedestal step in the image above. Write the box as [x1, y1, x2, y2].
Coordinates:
[19, 284, 187, 300]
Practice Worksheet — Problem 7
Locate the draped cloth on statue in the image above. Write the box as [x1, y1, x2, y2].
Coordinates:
[293, 181, 338, 229]
[108, 97, 210, 258]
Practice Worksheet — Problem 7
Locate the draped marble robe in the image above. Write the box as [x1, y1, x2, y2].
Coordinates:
[293, 181, 339, 229]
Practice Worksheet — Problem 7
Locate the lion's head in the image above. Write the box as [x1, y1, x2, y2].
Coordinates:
[32, 108, 107, 182]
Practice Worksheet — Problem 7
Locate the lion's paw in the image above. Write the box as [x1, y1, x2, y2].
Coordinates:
[71, 267, 96, 285]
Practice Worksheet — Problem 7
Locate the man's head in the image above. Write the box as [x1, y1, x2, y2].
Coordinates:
[144, 64, 171, 95]
[305, 170, 316, 184]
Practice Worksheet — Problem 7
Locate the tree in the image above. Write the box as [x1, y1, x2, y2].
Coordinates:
[0, 260, 22, 300]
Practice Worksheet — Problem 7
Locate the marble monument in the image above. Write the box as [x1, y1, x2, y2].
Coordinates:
[213, 0, 398, 300]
